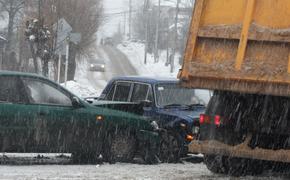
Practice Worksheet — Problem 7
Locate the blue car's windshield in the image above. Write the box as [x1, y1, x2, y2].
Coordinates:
[155, 83, 210, 107]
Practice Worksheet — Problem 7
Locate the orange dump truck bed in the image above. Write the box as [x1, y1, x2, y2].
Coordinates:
[179, 0, 290, 96]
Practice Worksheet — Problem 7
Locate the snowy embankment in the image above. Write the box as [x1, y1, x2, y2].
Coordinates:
[62, 55, 103, 98]
[117, 41, 181, 77]
[62, 81, 99, 98]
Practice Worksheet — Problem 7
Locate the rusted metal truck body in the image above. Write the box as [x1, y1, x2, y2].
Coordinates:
[180, 0, 290, 96]
[179, 0, 290, 175]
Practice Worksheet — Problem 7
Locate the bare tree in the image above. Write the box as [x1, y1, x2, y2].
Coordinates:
[23, 0, 103, 51]
[22, 0, 103, 79]
[44, 0, 103, 80]
[0, 0, 24, 53]
[42, 0, 103, 51]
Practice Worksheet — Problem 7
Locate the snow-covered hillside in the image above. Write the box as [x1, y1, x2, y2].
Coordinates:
[117, 41, 181, 77]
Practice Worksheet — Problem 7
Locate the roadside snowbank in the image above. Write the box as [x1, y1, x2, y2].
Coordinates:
[117, 41, 181, 77]
[62, 54, 103, 98]
[61, 81, 100, 98]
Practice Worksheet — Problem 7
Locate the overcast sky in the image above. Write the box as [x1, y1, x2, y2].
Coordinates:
[98, 0, 129, 38]
[97, 0, 192, 40]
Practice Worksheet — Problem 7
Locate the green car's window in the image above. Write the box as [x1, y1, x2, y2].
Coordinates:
[23, 79, 72, 106]
[131, 83, 153, 103]
[0, 76, 28, 104]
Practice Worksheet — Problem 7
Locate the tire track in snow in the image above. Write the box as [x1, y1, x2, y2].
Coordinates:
[102, 46, 138, 77]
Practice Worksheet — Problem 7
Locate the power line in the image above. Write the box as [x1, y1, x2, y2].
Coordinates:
[93, 10, 139, 17]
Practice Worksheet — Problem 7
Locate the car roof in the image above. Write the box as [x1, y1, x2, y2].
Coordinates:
[0, 71, 45, 78]
[111, 76, 179, 84]
[0, 71, 84, 101]
[90, 58, 105, 63]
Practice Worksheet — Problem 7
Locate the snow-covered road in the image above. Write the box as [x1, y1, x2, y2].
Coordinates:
[0, 162, 287, 180]
[70, 45, 138, 98]
[101, 46, 138, 78]
[0, 154, 287, 180]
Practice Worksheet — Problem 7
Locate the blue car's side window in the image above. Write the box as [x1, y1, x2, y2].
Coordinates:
[105, 83, 116, 101]
[113, 82, 132, 102]
[131, 83, 153, 103]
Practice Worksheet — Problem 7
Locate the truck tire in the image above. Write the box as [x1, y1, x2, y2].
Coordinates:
[227, 158, 264, 176]
[159, 131, 182, 163]
[104, 131, 137, 163]
[227, 158, 249, 176]
[204, 155, 228, 174]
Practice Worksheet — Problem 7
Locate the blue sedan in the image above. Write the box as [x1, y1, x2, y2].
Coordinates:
[93, 76, 211, 162]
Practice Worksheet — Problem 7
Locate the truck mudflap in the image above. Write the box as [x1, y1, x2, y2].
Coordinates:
[189, 134, 290, 163]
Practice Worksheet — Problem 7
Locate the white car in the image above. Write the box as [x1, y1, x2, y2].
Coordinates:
[89, 59, 105, 72]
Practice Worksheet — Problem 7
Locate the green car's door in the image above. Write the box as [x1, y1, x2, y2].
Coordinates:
[20, 77, 99, 153]
[0, 75, 35, 152]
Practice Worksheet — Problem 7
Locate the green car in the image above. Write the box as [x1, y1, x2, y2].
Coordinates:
[0, 71, 159, 163]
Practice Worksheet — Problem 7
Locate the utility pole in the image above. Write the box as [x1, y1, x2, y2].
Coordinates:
[154, 0, 161, 63]
[144, 17, 148, 64]
[53, 0, 59, 53]
[38, 0, 44, 27]
[57, 53, 61, 83]
[64, 35, 70, 87]
[129, 0, 132, 39]
[144, 0, 150, 64]
[38, 0, 42, 74]
[123, 12, 126, 36]
[171, 0, 180, 73]
[38, 0, 41, 22]
[54, 0, 61, 82]
[166, 20, 169, 66]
